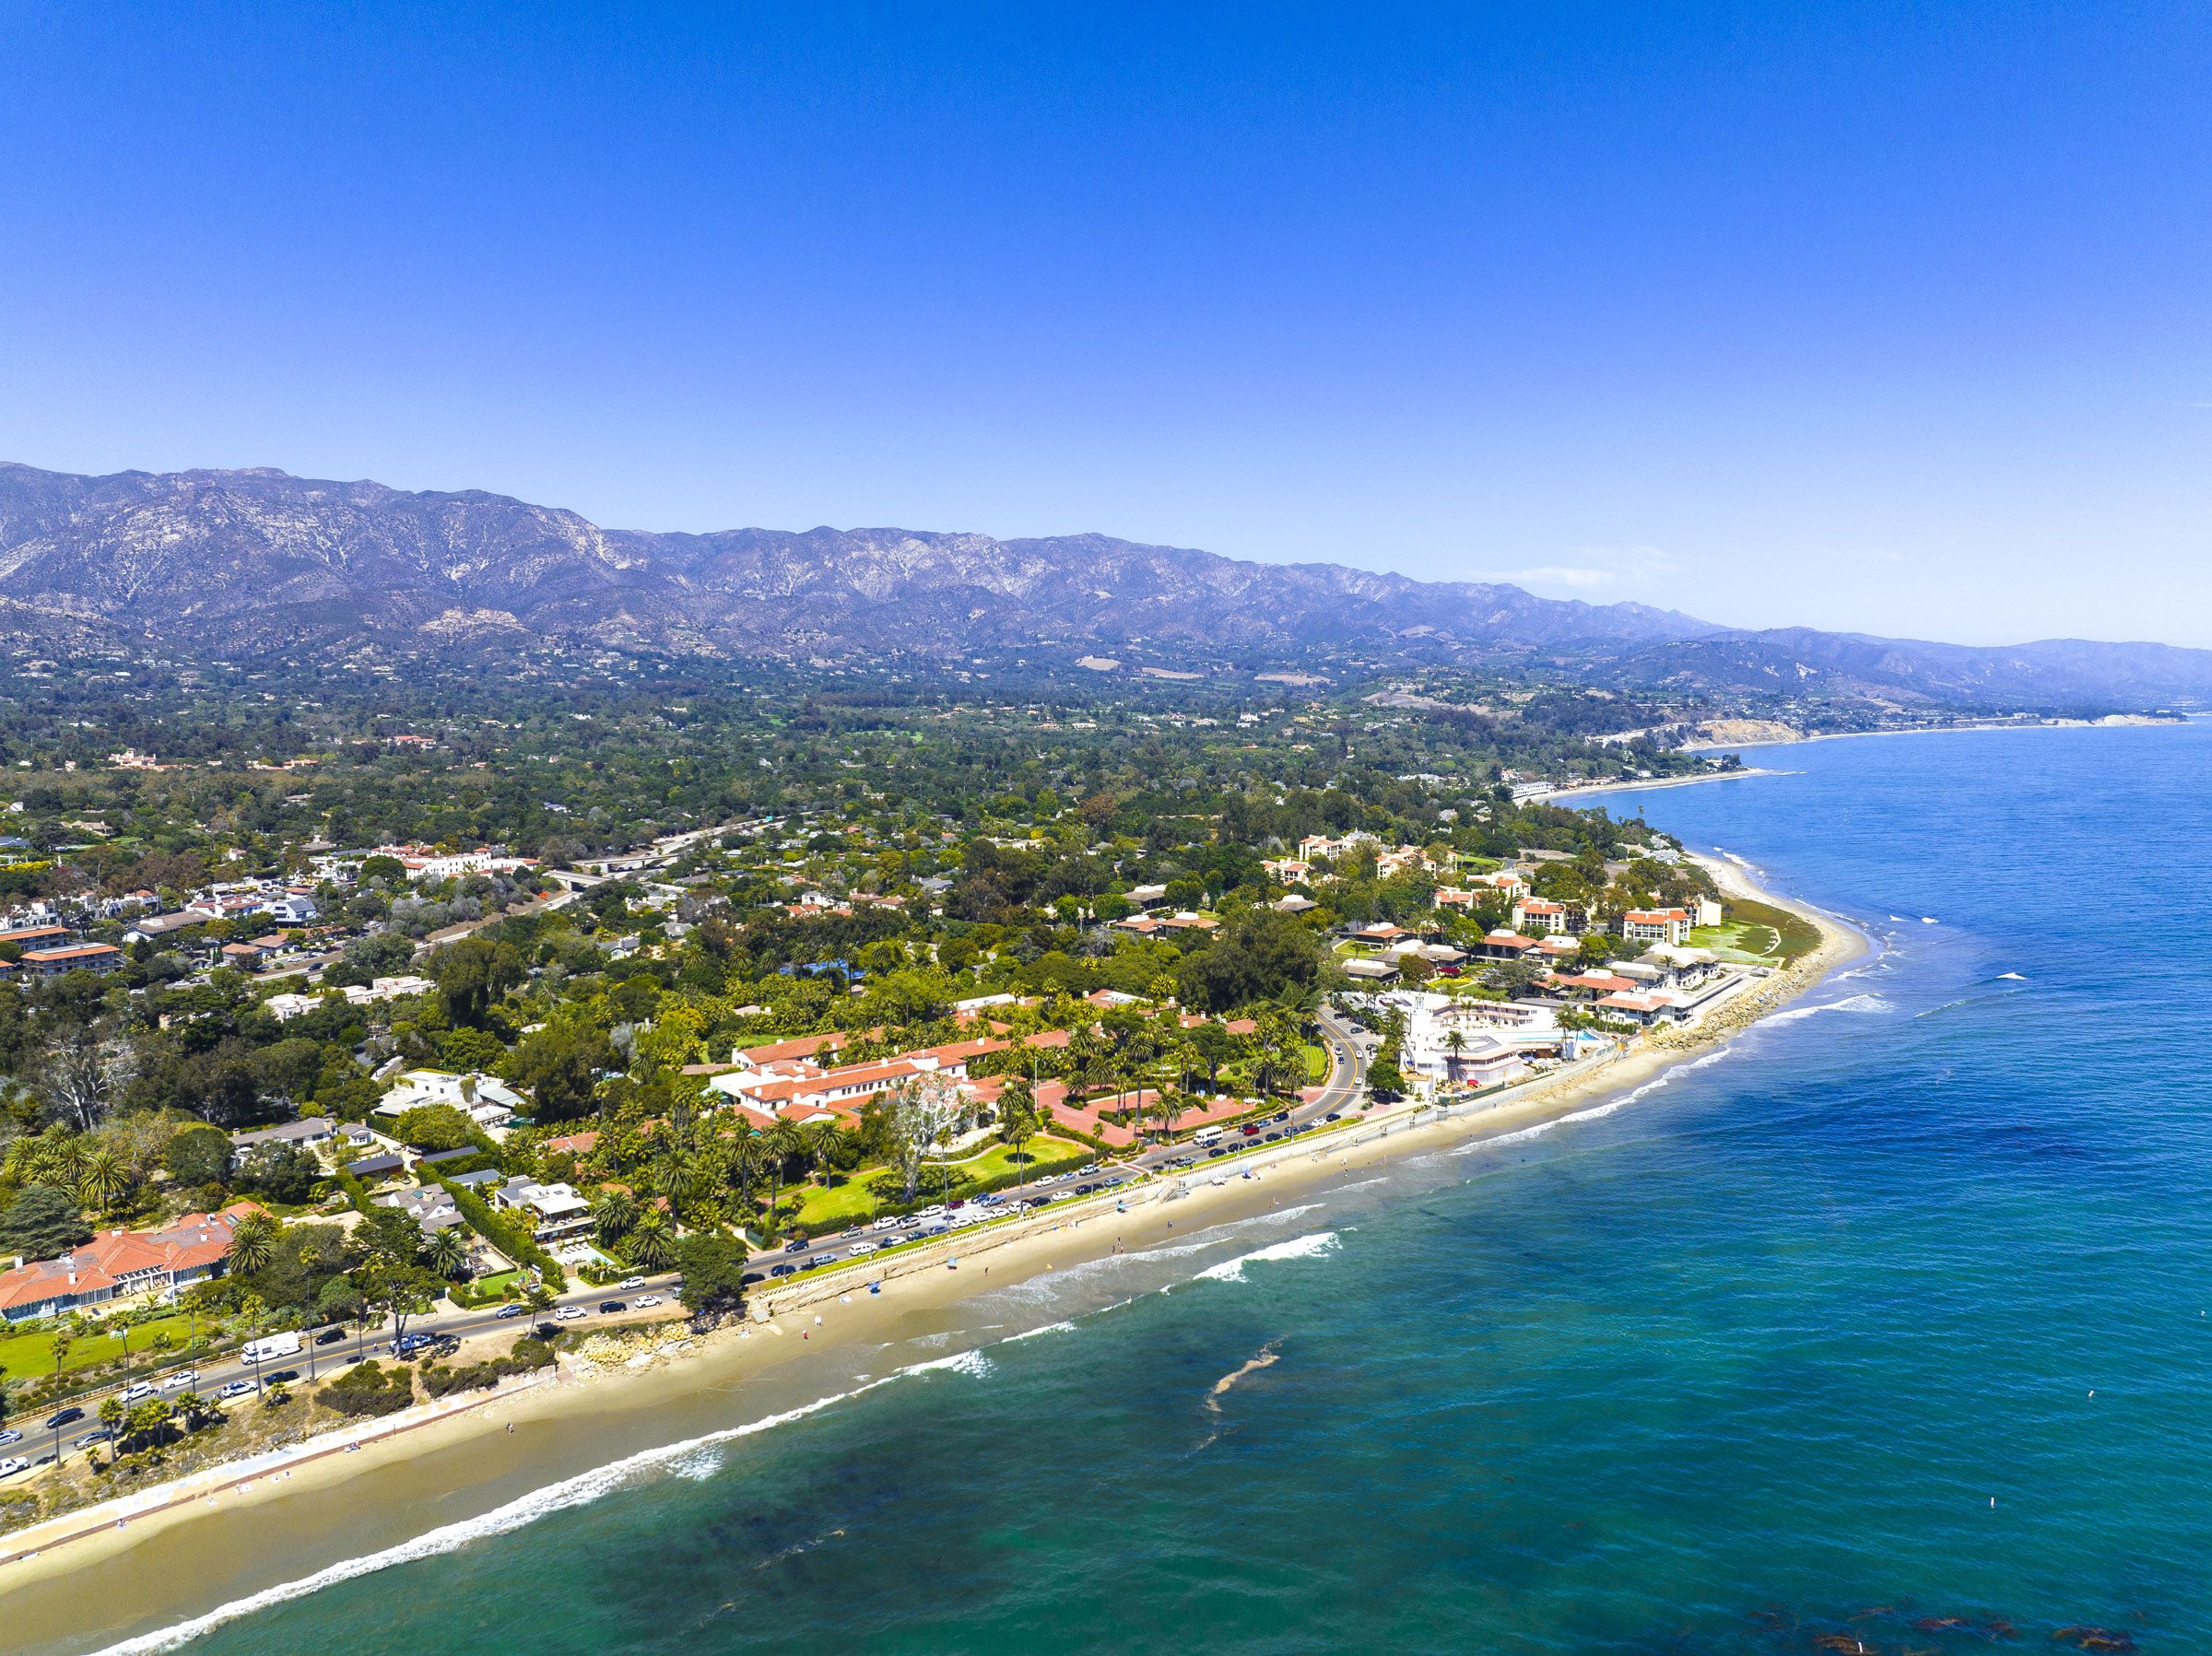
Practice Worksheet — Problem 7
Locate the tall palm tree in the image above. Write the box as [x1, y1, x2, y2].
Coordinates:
[227, 1212, 278, 1278]
[424, 1226, 467, 1282]
[1445, 1029, 1465, 1086]
[593, 1189, 640, 1248]
[647, 1155, 694, 1218]
[626, 1211, 676, 1273]
[763, 1122, 805, 1222]
[76, 1144, 128, 1212]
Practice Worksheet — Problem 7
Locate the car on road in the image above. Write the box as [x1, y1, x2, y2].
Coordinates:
[1273, 1110, 1292, 1123]
[218, 1380, 255, 1401]
[392, 1333, 438, 1358]
[924, 1222, 949, 1237]
[121, 1381, 157, 1403]
[264, 1368, 301, 1386]
[315, 1325, 347, 1344]
[597, 1300, 627, 1314]
[0, 1429, 22, 1447]
[160, 1370, 199, 1391]
[72, 1430, 112, 1450]
[769, 1263, 796, 1278]
[916, 1204, 947, 1220]
[848, 1240, 878, 1257]
[619, 1275, 646, 1290]
[635, 1294, 664, 1308]
[44, 1408, 84, 1430]
[1264, 1132, 1282, 1143]
[1207, 1146, 1229, 1159]
[808, 1253, 836, 1269]
[742, 1272, 765, 1286]
[870, 1216, 901, 1231]
[783, 1237, 811, 1253]
[495, 1304, 524, 1319]
[1240, 1124, 1261, 1136]
[1324, 1111, 1342, 1122]
[554, 1305, 585, 1321]
[0, 1456, 27, 1477]
[840, 1224, 865, 1239]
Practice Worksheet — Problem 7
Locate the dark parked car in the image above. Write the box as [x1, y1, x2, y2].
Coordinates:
[45, 1408, 84, 1430]
[770, 1263, 796, 1278]
[784, 1237, 811, 1253]
[598, 1300, 627, 1314]
[741, 1272, 765, 1286]
[315, 1325, 347, 1344]
[1207, 1146, 1229, 1159]
[263, 1368, 301, 1386]
[1264, 1132, 1282, 1142]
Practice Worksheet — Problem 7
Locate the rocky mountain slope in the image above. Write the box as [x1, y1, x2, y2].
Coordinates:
[0, 461, 2204, 711]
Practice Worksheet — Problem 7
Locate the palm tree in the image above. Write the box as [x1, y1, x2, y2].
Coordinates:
[625, 1211, 676, 1273]
[424, 1226, 467, 1282]
[763, 1122, 805, 1222]
[593, 1189, 639, 1248]
[227, 1212, 278, 1278]
[1444, 1029, 1465, 1086]
[646, 1155, 694, 1217]
[241, 1293, 267, 1397]
[76, 1144, 128, 1212]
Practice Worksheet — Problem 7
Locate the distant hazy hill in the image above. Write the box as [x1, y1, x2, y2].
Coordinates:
[0, 461, 2205, 710]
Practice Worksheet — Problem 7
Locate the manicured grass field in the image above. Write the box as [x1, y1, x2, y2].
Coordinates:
[0, 1311, 202, 1381]
[783, 1136, 1091, 1232]
[1302, 1042, 1329, 1082]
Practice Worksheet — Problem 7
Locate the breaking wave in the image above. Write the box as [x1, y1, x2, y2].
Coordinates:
[1190, 1231, 1341, 1285]
[1762, 992, 1891, 1026]
[88, 1345, 998, 1655]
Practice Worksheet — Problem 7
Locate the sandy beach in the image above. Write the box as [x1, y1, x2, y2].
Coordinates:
[0, 860, 1864, 1653]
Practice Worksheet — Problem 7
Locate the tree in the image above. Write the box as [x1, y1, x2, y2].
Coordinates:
[424, 1226, 467, 1282]
[625, 1210, 676, 1273]
[162, 1123, 234, 1190]
[507, 1023, 614, 1122]
[997, 1077, 1042, 1187]
[886, 1074, 962, 1204]
[524, 1278, 558, 1326]
[429, 936, 525, 1027]
[234, 1141, 320, 1204]
[227, 1211, 279, 1277]
[593, 1189, 639, 1248]
[42, 1017, 136, 1133]
[358, 1260, 438, 1348]
[673, 1234, 747, 1325]
[1174, 908, 1324, 1014]
[0, 1184, 89, 1259]
[76, 1143, 130, 1211]
[391, 1103, 476, 1152]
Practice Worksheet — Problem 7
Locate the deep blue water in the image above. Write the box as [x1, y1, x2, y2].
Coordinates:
[80, 723, 2212, 1654]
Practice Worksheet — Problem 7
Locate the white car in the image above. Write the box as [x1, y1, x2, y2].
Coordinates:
[554, 1305, 585, 1321]
[218, 1380, 254, 1401]
[160, 1370, 199, 1391]
[619, 1275, 646, 1290]
[121, 1381, 156, 1403]
[633, 1294, 664, 1309]
[0, 1456, 27, 1478]
[848, 1240, 878, 1257]
[870, 1216, 900, 1232]
[915, 1204, 947, 1220]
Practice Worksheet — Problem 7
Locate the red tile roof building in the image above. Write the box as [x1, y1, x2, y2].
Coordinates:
[0, 1203, 261, 1323]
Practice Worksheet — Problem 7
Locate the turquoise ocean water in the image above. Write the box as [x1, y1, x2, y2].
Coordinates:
[69, 723, 2212, 1653]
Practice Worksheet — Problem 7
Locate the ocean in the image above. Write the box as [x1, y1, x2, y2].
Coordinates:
[47, 722, 2212, 1654]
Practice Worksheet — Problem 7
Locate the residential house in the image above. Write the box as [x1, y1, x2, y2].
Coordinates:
[18, 943, 124, 977]
[229, 1116, 336, 1169]
[1619, 908, 1692, 945]
[493, 1178, 594, 1243]
[0, 1204, 258, 1323]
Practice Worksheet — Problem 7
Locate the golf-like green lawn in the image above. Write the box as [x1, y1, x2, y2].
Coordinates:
[0, 1311, 203, 1382]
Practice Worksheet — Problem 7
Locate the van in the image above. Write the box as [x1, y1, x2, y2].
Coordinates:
[1192, 1125, 1224, 1145]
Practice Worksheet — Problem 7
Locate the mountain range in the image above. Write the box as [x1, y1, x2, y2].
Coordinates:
[0, 461, 2204, 711]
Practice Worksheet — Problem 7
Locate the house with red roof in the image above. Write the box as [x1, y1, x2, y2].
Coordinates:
[0, 1203, 261, 1323]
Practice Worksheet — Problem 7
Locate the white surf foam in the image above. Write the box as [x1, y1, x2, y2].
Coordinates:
[1001, 1319, 1077, 1343]
[1189, 1230, 1340, 1285]
[90, 1343, 999, 1655]
[1921, 916, 1938, 924]
[1762, 992, 1891, 1027]
[1995, 972, 2027, 981]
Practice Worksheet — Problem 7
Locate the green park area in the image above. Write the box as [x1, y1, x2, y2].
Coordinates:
[1689, 897, 1823, 964]
[0, 1311, 202, 1385]
[784, 1135, 1092, 1234]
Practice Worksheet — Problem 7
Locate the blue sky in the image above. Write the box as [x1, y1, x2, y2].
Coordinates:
[3, 4, 2207, 645]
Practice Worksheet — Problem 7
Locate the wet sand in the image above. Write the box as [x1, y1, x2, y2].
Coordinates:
[2, 869, 1862, 1653]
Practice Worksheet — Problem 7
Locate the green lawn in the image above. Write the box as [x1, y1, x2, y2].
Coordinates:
[1691, 898, 1823, 964]
[0, 1311, 204, 1380]
[1301, 1042, 1329, 1082]
[782, 1136, 1090, 1234]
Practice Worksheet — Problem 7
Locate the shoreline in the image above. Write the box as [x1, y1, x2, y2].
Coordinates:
[0, 873, 1865, 1650]
[1525, 767, 1786, 805]
[1680, 711, 2185, 754]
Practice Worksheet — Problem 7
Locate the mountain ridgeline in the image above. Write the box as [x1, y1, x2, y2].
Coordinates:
[0, 461, 2204, 711]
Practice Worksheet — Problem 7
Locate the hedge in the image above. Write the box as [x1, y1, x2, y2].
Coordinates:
[318, 1359, 415, 1418]
[331, 1168, 376, 1217]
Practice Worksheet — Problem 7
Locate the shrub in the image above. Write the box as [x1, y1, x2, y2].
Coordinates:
[317, 1359, 416, 1418]
[418, 1337, 556, 1398]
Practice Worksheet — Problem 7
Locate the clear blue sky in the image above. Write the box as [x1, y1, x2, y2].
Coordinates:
[3, 4, 2207, 645]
